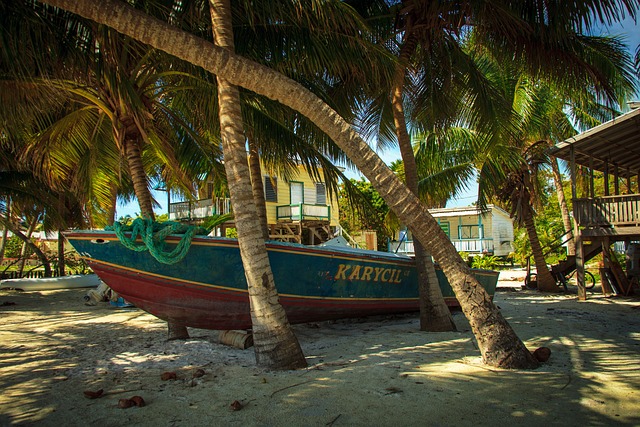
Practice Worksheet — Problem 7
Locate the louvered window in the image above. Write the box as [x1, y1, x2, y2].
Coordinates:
[264, 176, 277, 202]
[315, 183, 326, 204]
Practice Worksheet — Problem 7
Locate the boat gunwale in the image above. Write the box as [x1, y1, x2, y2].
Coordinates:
[64, 230, 417, 266]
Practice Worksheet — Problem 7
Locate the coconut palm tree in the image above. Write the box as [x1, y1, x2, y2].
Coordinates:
[41, 0, 543, 369]
[474, 52, 636, 291]
[355, 0, 639, 326]
[201, 0, 397, 369]
[208, 0, 306, 369]
[1, 2, 230, 339]
[0, 138, 86, 277]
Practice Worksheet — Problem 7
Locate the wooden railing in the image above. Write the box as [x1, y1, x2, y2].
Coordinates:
[389, 238, 494, 255]
[169, 199, 331, 223]
[574, 194, 640, 227]
[169, 198, 232, 220]
[276, 204, 330, 221]
[452, 239, 495, 254]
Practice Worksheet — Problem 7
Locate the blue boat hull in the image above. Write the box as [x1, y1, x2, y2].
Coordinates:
[65, 231, 499, 330]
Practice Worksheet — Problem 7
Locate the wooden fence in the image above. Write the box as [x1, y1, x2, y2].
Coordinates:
[0, 270, 65, 280]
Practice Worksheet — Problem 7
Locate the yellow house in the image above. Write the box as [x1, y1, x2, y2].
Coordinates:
[169, 163, 340, 245]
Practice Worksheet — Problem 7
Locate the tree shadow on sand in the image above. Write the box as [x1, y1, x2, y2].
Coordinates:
[1, 289, 639, 426]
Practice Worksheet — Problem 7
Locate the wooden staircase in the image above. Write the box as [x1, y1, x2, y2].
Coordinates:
[550, 242, 602, 279]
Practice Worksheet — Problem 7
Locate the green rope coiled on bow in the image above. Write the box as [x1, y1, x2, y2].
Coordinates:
[107, 218, 208, 264]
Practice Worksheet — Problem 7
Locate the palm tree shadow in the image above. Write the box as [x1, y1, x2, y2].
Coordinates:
[1, 289, 639, 426]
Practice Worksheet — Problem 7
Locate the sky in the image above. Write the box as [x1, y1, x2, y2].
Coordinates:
[117, 15, 640, 218]
[443, 16, 640, 208]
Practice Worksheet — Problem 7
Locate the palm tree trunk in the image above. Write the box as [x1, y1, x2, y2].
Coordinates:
[57, 194, 66, 277]
[0, 198, 9, 264]
[8, 223, 52, 278]
[210, 0, 306, 370]
[124, 137, 155, 220]
[391, 34, 455, 332]
[550, 157, 575, 255]
[18, 215, 39, 276]
[247, 136, 270, 242]
[47, 0, 538, 368]
[106, 186, 118, 226]
[0, 225, 7, 264]
[123, 115, 188, 339]
[57, 231, 65, 277]
[523, 207, 558, 291]
[121, 117, 155, 220]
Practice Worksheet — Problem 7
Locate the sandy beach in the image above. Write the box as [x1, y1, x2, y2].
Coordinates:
[1, 271, 639, 426]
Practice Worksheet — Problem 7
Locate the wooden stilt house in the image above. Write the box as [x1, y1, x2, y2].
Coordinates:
[552, 104, 640, 299]
[168, 163, 340, 245]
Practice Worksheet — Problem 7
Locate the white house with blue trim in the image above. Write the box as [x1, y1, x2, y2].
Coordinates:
[389, 205, 515, 257]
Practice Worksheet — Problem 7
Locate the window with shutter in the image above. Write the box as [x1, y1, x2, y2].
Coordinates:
[264, 176, 277, 202]
[315, 183, 326, 205]
[439, 221, 450, 237]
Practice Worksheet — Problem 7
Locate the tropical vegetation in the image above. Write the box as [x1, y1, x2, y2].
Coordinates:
[1, 0, 638, 371]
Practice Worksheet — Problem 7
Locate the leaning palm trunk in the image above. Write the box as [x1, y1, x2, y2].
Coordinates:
[49, 0, 538, 369]
[523, 207, 558, 291]
[210, 0, 306, 370]
[17, 216, 39, 276]
[247, 137, 270, 242]
[391, 35, 455, 332]
[550, 156, 575, 255]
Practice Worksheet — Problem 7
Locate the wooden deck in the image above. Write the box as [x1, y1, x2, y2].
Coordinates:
[574, 194, 640, 239]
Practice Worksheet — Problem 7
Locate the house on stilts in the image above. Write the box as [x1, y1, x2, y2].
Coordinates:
[552, 103, 640, 299]
[168, 163, 341, 245]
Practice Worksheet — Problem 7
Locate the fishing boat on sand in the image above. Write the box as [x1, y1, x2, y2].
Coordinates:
[65, 226, 498, 330]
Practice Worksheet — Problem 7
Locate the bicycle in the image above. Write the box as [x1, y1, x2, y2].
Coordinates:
[524, 269, 596, 291]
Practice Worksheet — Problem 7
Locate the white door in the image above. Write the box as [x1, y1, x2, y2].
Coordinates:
[290, 182, 303, 205]
[290, 182, 303, 219]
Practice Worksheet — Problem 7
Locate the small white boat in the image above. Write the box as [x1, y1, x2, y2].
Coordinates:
[0, 274, 102, 291]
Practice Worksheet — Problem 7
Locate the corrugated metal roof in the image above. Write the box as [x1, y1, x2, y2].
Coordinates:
[552, 107, 640, 179]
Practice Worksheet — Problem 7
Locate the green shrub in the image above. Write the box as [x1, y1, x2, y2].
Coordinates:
[458, 251, 472, 266]
[471, 254, 500, 270]
[4, 236, 29, 258]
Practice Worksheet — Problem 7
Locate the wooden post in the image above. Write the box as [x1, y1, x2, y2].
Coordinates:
[571, 147, 586, 301]
[627, 168, 632, 194]
[589, 158, 595, 198]
[576, 233, 586, 301]
[604, 161, 609, 196]
[601, 238, 615, 296]
[570, 146, 577, 201]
